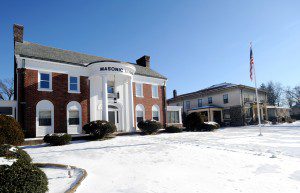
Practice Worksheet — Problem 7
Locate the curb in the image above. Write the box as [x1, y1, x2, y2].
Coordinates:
[34, 163, 87, 193]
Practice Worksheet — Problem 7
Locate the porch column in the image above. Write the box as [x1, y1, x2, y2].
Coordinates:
[102, 75, 108, 121]
[89, 76, 98, 121]
[128, 77, 135, 131]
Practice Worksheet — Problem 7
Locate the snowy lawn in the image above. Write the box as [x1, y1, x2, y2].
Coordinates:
[24, 122, 300, 193]
[40, 166, 83, 193]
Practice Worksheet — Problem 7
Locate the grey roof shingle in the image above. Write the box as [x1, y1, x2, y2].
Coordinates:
[15, 41, 167, 79]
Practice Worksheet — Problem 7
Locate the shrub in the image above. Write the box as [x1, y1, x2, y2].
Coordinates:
[186, 112, 204, 131]
[138, 120, 162, 134]
[83, 120, 117, 139]
[200, 122, 220, 131]
[165, 125, 183, 133]
[43, 133, 72, 146]
[0, 145, 48, 193]
[0, 144, 31, 164]
[0, 115, 24, 145]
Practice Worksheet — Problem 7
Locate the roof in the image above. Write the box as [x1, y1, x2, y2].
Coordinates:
[168, 82, 267, 103]
[15, 41, 167, 79]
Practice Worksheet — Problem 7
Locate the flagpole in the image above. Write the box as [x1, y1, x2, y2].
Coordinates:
[251, 42, 262, 136]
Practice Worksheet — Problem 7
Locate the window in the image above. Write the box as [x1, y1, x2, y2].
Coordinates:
[107, 86, 114, 94]
[185, 101, 190, 110]
[39, 72, 51, 90]
[167, 111, 180, 123]
[198, 99, 202, 107]
[135, 83, 143, 97]
[69, 110, 79, 125]
[208, 97, 212, 104]
[69, 76, 79, 92]
[0, 107, 13, 116]
[223, 94, 229, 104]
[152, 85, 159, 98]
[136, 104, 145, 125]
[152, 105, 160, 121]
[38, 111, 51, 126]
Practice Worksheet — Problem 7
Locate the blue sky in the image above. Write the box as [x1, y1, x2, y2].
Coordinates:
[0, 0, 299, 98]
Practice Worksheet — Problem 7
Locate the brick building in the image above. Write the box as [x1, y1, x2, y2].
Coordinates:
[11, 24, 178, 137]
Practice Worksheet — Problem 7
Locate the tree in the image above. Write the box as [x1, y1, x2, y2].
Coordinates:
[0, 78, 14, 100]
[286, 85, 300, 107]
[260, 81, 283, 106]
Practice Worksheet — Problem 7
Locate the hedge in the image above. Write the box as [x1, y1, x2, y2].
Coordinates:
[137, 120, 162, 135]
[165, 125, 183, 133]
[0, 115, 24, 145]
[83, 120, 117, 139]
[43, 133, 72, 146]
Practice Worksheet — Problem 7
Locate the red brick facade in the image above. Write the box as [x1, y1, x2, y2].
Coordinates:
[18, 69, 166, 137]
[133, 83, 166, 126]
[18, 69, 90, 137]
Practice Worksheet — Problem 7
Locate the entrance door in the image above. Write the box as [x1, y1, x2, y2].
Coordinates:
[213, 111, 222, 124]
[108, 111, 116, 124]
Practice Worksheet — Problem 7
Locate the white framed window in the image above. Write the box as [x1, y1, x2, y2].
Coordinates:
[152, 105, 160, 121]
[135, 83, 143, 97]
[68, 76, 80, 93]
[38, 111, 51, 126]
[36, 100, 54, 137]
[167, 111, 180, 123]
[136, 104, 145, 126]
[69, 110, 80, 125]
[208, 97, 212, 104]
[152, 85, 159, 98]
[185, 101, 190, 110]
[38, 72, 52, 91]
[198, 99, 202, 107]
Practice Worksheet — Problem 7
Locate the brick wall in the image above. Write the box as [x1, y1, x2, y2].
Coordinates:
[133, 83, 166, 126]
[20, 69, 90, 137]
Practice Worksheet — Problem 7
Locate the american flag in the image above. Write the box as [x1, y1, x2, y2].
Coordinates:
[250, 43, 254, 81]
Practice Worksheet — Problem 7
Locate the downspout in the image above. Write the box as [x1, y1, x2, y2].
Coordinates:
[162, 81, 167, 128]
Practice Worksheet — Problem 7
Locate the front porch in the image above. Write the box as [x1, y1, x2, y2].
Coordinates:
[188, 105, 223, 124]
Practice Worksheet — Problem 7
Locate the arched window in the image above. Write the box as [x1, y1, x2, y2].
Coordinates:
[152, 105, 160, 121]
[36, 100, 54, 136]
[136, 104, 145, 125]
[36, 100, 54, 127]
[67, 101, 82, 126]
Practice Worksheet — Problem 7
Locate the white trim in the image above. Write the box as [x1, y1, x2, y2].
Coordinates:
[67, 101, 82, 134]
[151, 84, 159, 99]
[135, 83, 143, 98]
[36, 100, 54, 137]
[152, 104, 160, 121]
[133, 75, 167, 86]
[135, 104, 145, 127]
[68, 75, 80, 93]
[38, 71, 52, 92]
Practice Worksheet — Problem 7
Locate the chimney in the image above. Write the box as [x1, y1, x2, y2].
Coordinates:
[173, 90, 177, 98]
[136, 55, 150, 68]
[13, 24, 24, 43]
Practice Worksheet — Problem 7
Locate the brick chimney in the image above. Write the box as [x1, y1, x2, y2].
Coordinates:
[136, 55, 150, 68]
[173, 89, 177, 98]
[13, 24, 24, 43]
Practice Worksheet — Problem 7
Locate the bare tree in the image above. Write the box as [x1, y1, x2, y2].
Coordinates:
[286, 85, 300, 107]
[0, 78, 14, 100]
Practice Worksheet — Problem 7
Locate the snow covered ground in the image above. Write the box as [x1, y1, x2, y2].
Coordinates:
[40, 166, 83, 193]
[24, 122, 300, 193]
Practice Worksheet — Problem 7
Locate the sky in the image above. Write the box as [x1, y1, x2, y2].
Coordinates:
[0, 0, 299, 98]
